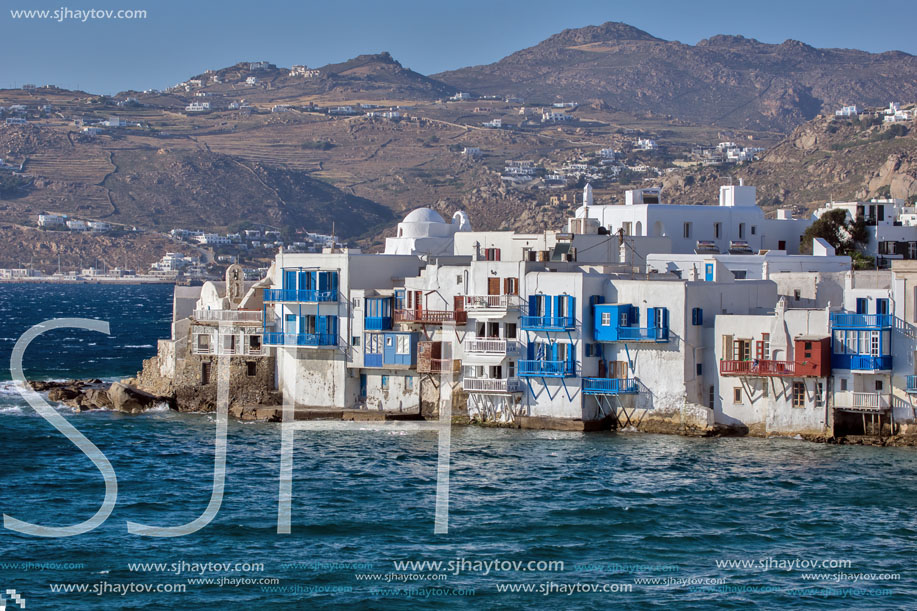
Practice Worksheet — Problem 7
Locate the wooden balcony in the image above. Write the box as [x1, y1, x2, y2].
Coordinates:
[463, 377, 523, 393]
[395, 309, 467, 325]
[720, 359, 799, 377]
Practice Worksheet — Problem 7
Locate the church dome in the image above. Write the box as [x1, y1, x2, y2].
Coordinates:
[402, 208, 446, 224]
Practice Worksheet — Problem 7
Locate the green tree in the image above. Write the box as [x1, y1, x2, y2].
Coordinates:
[800, 208, 871, 268]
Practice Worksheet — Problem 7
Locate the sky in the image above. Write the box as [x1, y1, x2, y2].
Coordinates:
[1, 0, 914, 94]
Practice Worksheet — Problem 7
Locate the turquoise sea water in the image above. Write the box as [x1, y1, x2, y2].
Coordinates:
[1, 284, 916, 609]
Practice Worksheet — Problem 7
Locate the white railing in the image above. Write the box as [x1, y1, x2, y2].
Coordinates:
[835, 392, 890, 412]
[193, 309, 263, 323]
[191, 332, 265, 356]
[463, 377, 523, 393]
[463, 294, 523, 310]
[464, 338, 521, 356]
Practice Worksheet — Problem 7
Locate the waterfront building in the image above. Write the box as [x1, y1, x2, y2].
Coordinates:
[139, 182, 917, 436]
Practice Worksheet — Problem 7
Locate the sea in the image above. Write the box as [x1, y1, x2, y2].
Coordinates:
[0, 283, 915, 609]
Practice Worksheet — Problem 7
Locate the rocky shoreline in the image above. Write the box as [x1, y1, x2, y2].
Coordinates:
[29, 379, 173, 414]
[28, 378, 917, 447]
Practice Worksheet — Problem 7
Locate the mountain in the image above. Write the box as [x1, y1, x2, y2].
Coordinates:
[658, 113, 917, 210]
[434, 21, 917, 131]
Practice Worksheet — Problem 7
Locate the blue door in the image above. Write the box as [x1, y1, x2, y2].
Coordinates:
[856, 298, 868, 314]
[359, 374, 367, 398]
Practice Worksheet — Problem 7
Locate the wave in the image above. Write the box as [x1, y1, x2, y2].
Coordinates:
[123, 344, 154, 348]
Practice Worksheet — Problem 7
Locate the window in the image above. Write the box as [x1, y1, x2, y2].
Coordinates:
[751, 226, 757, 235]
[385, 336, 393, 347]
[602, 312, 612, 326]
[692, 308, 703, 326]
[456, 275, 463, 285]
[733, 388, 743, 404]
[696, 363, 703, 376]
[381, 375, 389, 390]
[738, 223, 745, 239]
[246, 361, 257, 377]
[875, 380, 883, 391]
[876, 298, 889, 315]
[794, 289, 801, 301]
[708, 386, 715, 409]
[406, 376, 414, 391]
[733, 270, 747, 280]
[840, 378, 847, 391]
[504, 277, 518, 295]
[762, 380, 768, 397]
[713, 223, 721, 239]
[792, 382, 805, 408]
[815, 382, 824, 407]
[352, 336, 360, 347]
[396, 335, 411, 355]
[683, 222, 692, 238]
[585, 344, 593, 357]
[505, 323, 517, 339]
[201, 362, 211, 386]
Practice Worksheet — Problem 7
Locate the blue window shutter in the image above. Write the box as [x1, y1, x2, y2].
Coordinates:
[330, 316, 338, 336]
[528, 295, 538, 316]
[527, 343, 535, 359]
[331, 272, 339, 294]
[283, 270, 296, 290]
[316, 316, 326, 336]
[647, 307, 656, 329]
[551, 343, 558, 361]
[568, 296, 575, 323]
[567, 343, 575, 370]
[856, 298, 867, 314]
[585, 344, 592, 357]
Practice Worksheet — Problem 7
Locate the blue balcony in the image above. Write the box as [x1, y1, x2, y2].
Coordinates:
[364, 316, 393, 331]
[830, 313, 893, 329]
[518, 359, 576, 377]
[616, 326, 669, 342]
[520, 316, 575, 331]
[831, 354, 892, 371]
[264, 289, 337, 303]
[263, 332, 337, 347]
[582, 378, 639, 395]
[907, 375, 917, 394]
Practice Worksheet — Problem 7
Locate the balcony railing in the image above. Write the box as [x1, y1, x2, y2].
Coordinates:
[830, 313, 893, 329]
[417, 358, 461, 374]
[520, 316, 575, 331]
[264, 288, 337, 303]
[616, 326, 669, 342]
[463, 377, 523, 393]
[908, 375, 917, 394]
[193, 309, 263, 323]
[263, 332, 337, 347]
[849, 355, 892, 371]
[192, 341, 265, 357]
[364, 315, 392, 331]
[464, 338, 522, 357]
[518, 359, 575, 377]
[834, 392, 890, 412]
[582, 378, 639, 395]
[720, 359, 798, 377]
[463, 294, 524, 311]
[395, 309, 468, 325]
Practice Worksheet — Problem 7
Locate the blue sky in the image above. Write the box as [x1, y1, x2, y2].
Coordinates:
[1, 0, 914, 94]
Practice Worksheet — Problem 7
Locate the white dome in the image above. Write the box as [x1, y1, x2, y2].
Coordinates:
[402, 208, 446, 224]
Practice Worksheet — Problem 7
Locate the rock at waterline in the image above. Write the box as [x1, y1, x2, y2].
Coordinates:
[108, 382, 166, 414]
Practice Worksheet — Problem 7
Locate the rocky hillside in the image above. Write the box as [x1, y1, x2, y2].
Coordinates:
[659, 113, 917, 211]
[435, 22, 917, 132]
